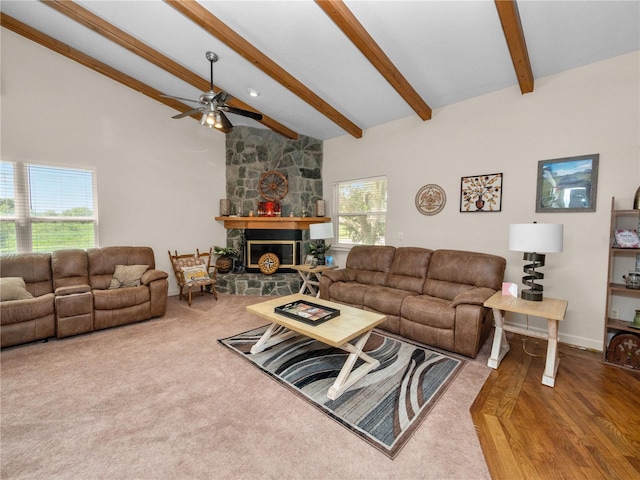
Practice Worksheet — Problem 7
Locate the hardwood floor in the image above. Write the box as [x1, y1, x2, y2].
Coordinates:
[471, 333, 640, 480]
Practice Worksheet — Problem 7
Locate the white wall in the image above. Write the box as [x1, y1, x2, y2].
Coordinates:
[324, 51, 640, 350]
[1, 29, 228, 295]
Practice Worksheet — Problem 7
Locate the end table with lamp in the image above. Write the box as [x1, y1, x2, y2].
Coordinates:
[485, 292, 568, 387]
[486, 222, 568, 387]
[292, 264, 338, 297]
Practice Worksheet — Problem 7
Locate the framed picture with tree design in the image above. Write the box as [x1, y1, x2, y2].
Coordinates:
[460, 173, 503, 212]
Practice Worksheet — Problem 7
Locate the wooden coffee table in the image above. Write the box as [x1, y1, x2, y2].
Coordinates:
[246, 294, 386, 400]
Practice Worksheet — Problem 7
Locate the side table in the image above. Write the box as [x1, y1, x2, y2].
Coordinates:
[484, 292, 568, 387]
[291, 264, 338, 298]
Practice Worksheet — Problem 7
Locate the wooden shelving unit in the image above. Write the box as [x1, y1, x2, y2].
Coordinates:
[603, 197, 640, 369]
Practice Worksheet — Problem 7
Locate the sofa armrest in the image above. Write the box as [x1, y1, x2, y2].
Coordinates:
[55, 284, 91, 296]
[322, 269, 355, 283]
[451, 287, 496, 308]
[141, 269, 169, 285]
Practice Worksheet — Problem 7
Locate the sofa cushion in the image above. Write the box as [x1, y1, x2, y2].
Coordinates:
[108, 265, 149, 289]
[0, 277, 34, 301]
[424, 250, 506, 301]
[345, 245, 395, 286]
[363, 285, 419, 317]
[401, 295, 456, 329]
[93, 285, 150, 310]
[385, 247, 433, 293]
[0, 293, 55, 326]
[326, 281, 369, 309]
[87, 246, 156, 290]
[0, 253, 53, 297]
[52, 249, 89, 289]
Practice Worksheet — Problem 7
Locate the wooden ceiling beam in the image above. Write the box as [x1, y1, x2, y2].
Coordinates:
[165, 0, 363, 139]
[316, 0, 432, 121]
[495, 0, 534, 94]
[40, 0, 298, 139]
[0, 13, 202, 120]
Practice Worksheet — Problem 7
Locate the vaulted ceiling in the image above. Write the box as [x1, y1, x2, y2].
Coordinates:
[1, 1, 638, 140]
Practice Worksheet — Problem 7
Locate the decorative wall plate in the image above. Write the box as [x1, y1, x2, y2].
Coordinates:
[258, 171, 288, 201]
[415, 184, 446, 215]
[258, 252, 280, 274]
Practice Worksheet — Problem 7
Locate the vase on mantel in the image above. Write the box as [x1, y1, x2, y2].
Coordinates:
[634, 186, 640, 210]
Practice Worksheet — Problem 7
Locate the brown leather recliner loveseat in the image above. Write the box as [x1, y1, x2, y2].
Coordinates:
[1, 246, 169, 348]
[319, 246, 506, 358]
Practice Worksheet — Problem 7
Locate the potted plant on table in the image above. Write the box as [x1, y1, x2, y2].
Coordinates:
[213, 246, 239, 274]
[307, 241, 331, 266]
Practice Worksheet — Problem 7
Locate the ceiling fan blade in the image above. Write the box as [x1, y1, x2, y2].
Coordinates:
[221, 106, 263, 121]
[160, 94, 200, 104]
[172, 108, 203, 119]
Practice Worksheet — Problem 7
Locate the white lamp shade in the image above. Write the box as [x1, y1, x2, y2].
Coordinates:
[310, 222, 334, 240]
[509, 223, 564, 253]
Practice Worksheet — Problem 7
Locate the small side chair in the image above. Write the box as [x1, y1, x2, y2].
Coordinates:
[168, 248, 218, 306]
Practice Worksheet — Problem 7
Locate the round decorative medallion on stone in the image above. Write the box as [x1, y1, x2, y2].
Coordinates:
[258, 171, 288, 201]
[258, 253, 280, 275]
[415, 184, 446, 216]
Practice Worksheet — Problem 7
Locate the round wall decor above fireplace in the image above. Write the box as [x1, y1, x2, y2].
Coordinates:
[258, 252, 280, 275]
[258, 171, 288, 201]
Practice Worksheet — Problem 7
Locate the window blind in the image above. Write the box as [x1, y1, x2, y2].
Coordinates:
[332, 176, 387, 247]
[0, 161, 98, 253]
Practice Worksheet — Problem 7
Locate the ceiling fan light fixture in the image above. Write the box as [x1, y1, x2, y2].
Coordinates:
[201, 111, 216, 128]
[164, 51, 261, 132]
[214, 112, 223, 129]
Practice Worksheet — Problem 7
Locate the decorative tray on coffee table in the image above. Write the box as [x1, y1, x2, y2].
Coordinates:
[275, 300, 340, 326]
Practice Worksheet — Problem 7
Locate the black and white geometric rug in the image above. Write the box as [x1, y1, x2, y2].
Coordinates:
[219, 325, 465, 459]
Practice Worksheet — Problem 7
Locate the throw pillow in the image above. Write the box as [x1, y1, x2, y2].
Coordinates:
[181, 265, 210, 284]
[108, 265, 149, 289]
[0, 277, 34, 301]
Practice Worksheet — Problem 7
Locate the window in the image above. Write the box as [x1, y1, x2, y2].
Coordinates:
[332, 176, 387, 248]
[0, 161, 98, 254]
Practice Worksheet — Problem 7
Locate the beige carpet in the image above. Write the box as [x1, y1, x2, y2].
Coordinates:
[1, 294, 491, 480]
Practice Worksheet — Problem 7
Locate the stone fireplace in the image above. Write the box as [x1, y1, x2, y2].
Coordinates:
[215, 127, 325, 294]
[223, 126, 324, 255]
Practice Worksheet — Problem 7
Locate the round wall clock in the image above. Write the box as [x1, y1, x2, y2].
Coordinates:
[258, 252, 280, 275]
[258, 171, 288, 201]
[415, 184, 446, 216]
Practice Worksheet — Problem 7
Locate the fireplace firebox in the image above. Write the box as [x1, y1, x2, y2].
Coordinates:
[245, 229, 302, 273]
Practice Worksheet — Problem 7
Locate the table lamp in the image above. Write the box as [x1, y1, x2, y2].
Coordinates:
[509, 223, 563, 301]
[310, 222, 334, 244]
[310, 222, 334, 264]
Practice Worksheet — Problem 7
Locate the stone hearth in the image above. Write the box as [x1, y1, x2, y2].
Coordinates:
[216, 272, 301, 296]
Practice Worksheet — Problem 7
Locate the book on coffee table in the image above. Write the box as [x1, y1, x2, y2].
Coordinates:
[274, 300, 340, 326]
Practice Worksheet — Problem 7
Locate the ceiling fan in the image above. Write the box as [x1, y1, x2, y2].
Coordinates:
[161, 51, 262, 131]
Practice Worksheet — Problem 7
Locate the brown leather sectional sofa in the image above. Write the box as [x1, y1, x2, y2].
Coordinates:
[1, 246, 169, 348]
[319, 246, 506, 358]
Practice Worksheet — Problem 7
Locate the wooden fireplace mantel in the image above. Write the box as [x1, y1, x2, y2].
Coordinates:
[214, 216, 331, 230]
